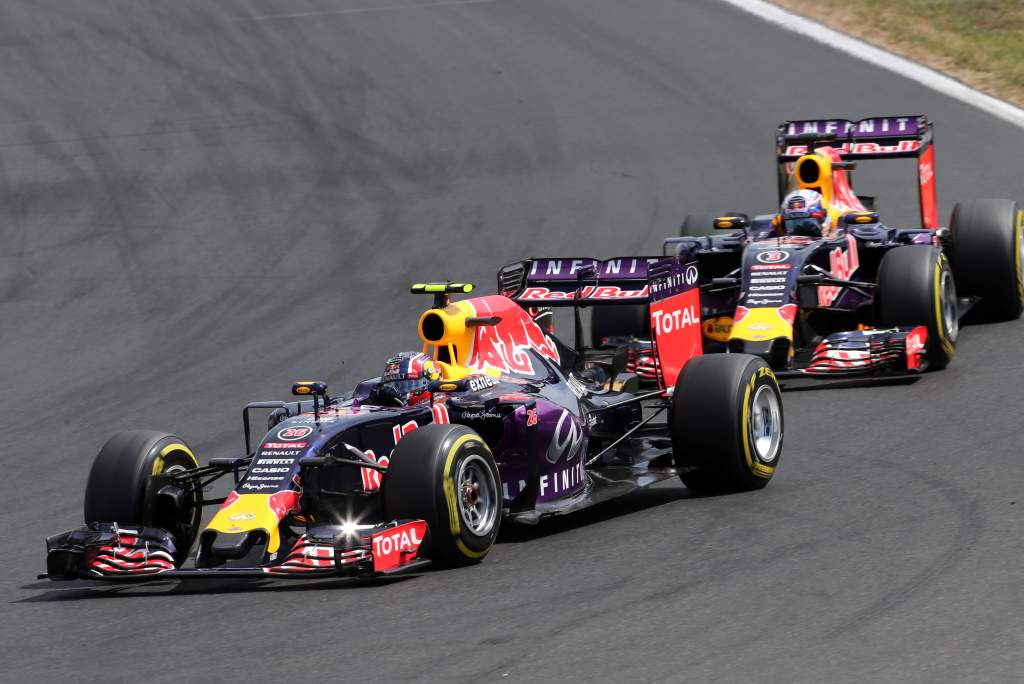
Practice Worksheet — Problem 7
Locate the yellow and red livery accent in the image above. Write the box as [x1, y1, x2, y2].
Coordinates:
[206, 489, 301, 555]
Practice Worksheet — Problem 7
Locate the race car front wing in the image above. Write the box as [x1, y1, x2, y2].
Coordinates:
[42, 519, 430, 581]
[799, 325, 929, 376]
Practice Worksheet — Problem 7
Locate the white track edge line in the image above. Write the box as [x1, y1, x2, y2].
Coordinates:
[718, 0, 1024, 130]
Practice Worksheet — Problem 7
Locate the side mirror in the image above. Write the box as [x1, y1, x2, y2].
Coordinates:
[293, 380, 330, 421]
[841, 211, 879, 226]
[292, 380, 328, 398]
[714, 215, 749, 231]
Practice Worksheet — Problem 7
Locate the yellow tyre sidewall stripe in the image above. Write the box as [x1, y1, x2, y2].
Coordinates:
[933, 253, 955, 359]
[742, 369, 776, 479]
[442, 433, 496, 560]
[152, 442, 199, 476]
[1015, 209, 1023, 304]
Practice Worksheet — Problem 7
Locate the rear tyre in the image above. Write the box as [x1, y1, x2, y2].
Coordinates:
[876, 245, 957, 370]
[679, 212, 721, 237]
[948, 198, 1024, 321]
[383, 424, 501, 567]
[670, 354, 782, 493]
[83, 430, 202, 564]
[590, 304, 650, 346]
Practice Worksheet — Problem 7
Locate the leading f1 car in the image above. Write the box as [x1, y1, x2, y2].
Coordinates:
[651, 115, 1023, 380]
[43, 264, 783, 582]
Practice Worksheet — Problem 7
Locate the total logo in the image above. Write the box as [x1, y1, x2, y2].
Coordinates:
[276, 426, 313, 442]
[756, 250, 790, 264]
[371, 521, 426, 572]
[372, 525, 422, 557]
[650, 305, 699, 334]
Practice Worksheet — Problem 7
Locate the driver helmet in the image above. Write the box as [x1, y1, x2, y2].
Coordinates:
[781, 189, 827, 237]
[374, 351, 441, 406]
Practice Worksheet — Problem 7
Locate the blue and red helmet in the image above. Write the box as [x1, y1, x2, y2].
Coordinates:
[781, 190, 826, 237]
[374, 351, 441, 406]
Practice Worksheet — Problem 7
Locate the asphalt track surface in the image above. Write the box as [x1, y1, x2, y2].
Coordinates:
[3, 1, 1023, 681]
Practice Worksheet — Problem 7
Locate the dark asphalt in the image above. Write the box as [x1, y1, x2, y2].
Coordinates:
[3, 0, 1023, 681]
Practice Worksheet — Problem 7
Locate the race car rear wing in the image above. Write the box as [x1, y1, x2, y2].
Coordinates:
[497, 257, 661, 305]
[775, 115, 938, 228]
[498, 256, 703, 387]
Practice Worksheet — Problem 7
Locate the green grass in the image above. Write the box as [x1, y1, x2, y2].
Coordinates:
[773, 0, 1024, 104]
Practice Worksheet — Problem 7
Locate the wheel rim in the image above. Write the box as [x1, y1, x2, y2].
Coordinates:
[749, 384, 782, 464]
[456, 453, 499, 537]
[161, 463, 199, 556]
[940, 268, 959, 343]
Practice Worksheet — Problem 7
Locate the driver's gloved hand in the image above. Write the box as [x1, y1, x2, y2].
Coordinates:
[369, 383, 404, 406]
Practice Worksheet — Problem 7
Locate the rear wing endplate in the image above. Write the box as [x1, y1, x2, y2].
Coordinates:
[775, 115, 938, 228]
[647, 257, 702, 389]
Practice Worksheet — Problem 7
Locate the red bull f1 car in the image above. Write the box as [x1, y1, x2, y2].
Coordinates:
[648, 115, 1023, 380]
[43, 268, 783, 582]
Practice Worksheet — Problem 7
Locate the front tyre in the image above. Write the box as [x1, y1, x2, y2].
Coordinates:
[383, 424, 501, 567]
[876, 245, 957, 370]
[670, 354, 783, 492]
[83, 430, 202, 565]
[948, 198, 1024, 321]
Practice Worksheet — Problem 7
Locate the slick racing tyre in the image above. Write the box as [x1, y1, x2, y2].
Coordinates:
[383, 424, 501, 567]
[679, 212, 721, 237]
[876, 245, 957, 370]
[948, 198, 1024, 321]
[591, 304, 650, 346]
[83, 430, 202, 564]
[670, 354, 782, 493]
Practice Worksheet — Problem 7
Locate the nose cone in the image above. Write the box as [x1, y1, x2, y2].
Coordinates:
[203, 490, 301, 562]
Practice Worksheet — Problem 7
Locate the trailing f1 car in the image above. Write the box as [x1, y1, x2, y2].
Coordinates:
[653, 115, 1024, 379]
[44, 270, 783, 583]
